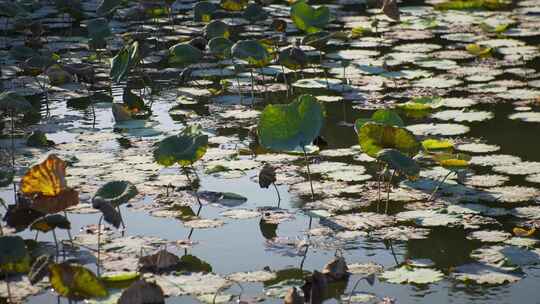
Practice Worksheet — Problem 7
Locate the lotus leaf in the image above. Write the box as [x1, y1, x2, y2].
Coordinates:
[9, 45, 37, 61]
[381, 266, 443, 284]
[354, 109, 404, 133]
[243, 3, 267, 23]
[0, 170, 14, 187]
[193, 1, 217, 22]
[27, 130, 54, 147]
[93, 181, 138, 207]
[435, 0, 509, 10]
[422, 139, 454, 151]
[110, 41, 139, 83]
[377, 149, 420, 178]
[92, 199, 122, 228]
[433, 153, 470, 170]
[466, 43, 492, 57]
[358, 122, 420, 158]
[258, 94, 324, 151]
[86, 18, 111, 45]
[204, 20, 229, 40]
[154, 126, 208, 166]
[220, 0, 248, 11]
[29, 254, 53, 285]
[0, 91, 33, 113]
[301, 31, 331, 50]
[290, 0, 330, 33]
[208, 37, 233, 59]
[231, 40, 271, 67]
[278, 47, 308, 71]
[169, 43, 203, 66]
[0, 235, 31, 274]
[30, 214, 71, 232]
[49, 263, 108, 299]
[101, 272, 140, 289]
[179, 254, 212, 273]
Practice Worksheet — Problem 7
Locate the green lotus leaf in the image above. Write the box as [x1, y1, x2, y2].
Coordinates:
[258, 94, 324, 151]
[180, 254, 212, 273]
[101, 272, 140, 289]
[278, 47, 308, 71]
[27, 130, 54, 148]
[0, 91, 33, 113]
[432, 152, 471, 170]
[232, 39, 271, 67]
[0, 170, 14, 187]
[168, 42, 203, 66]
[208, 37, 233, 59]
[358, 122, 420, 158]
[45, 64, 73, 86]
[301, 31, 331, 50]
[243, 3, 267, 23]
[92, 199, 122, 228]
[354, 109, 404, 133]
[220, 0, 248, 11]
[110, 41, 140, 83]
[435, 0, 509, 10]
[290, 0, 330, 33]
[10, 45, 38, 61]
[49, 263, 108, 299]
[93, 181, 138, 207]
[193, 1, 217, 22]
[97, 0, 122, 16]
[422, 139, 454, 152]
[86, 18, 111, 43]
[0, 236, 31, 274]
[30, 214, 71, 233]
[377, 149, 420, 178]
[154, 126, 209, 167]
[204, 20, 230, 40]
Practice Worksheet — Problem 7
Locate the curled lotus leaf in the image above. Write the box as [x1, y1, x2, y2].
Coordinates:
[204, 20, 229, 40]
[92, 199, 122, 228]
[101, 272, 140, 289]
[0, 235, 31, 274]
[139, 249, 181, 272]
[118, 280, 165, 304]
[358, 122, 420, 158]
[258, 94, 324, 152]
[290, 0, 330, 33]
[231, 39, 271, 67]
[154, 126, 208, 167]
[220, 0, 248, 11]
[29, 254, 53, 285]
[0, 91, 33, 113]
[278, 47, 308, 71]
[377, 149, 420, 178]
[432, 152, 471, 170]
[93, 180, 138, 207]
[168, 42, 203, 66]
[422, 139, 454, 152]
[30, 214, 71, 233]
[4, 202, 45, 232]
[193, 1, 217, 22]
[208, 37, 233, 59]
[49, 263, 108, 299]
[110, 41, 140, 83]
[354, 109, 404, 133]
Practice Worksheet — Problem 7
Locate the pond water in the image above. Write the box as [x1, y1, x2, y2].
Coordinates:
[1, 0, 540, 303]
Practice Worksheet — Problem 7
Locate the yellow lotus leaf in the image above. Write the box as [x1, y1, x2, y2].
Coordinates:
[49, 263, 108, 300]
[21, 154, 67, 197]
[513, 227, 535, 237]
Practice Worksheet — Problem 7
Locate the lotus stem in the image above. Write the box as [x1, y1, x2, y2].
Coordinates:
[52, 229, 59, 261]
[301, 146, 315, 201]
[97, 215, 103, 277]
[63, 211, 74, 247]
[34, 231, 39, 241]
[0, 222, 3, 236]
[249, 69, 255, 108]
[385, 170, 396, 214]
[272, 182, 281, 208]
[185, 164, 202, 206]
[10, 111, 16, 204]
[117, 206, 126, 231]
[5, 274, 11, 304]
[428, 171, 454, 201]
[299, 242, 310, 271]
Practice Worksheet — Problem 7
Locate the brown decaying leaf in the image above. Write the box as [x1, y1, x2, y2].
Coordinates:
[259, 164, 276, 188]
[284, 287, 304, 304]
[382, 0, 400, 21]
[322, 256, 349, 281]
[118, 280, 165, 304]
[139, 249, 181, 272]
[301, 271, 327, 304]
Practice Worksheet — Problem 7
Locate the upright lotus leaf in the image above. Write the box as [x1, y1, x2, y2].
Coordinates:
[139, 249, 180, 271]
[193, 1, 217, 22]
[278, 47, 308, 71]
[97, 0, 122, 16]
[168, 42, 203, 66]
[0, 170, 14, 187]
[243, 3, 267, 23]
[358, 122, 420, 158]
[301, 31, 331, 50]
[354, 109, 404, 133]
[154, 126, 208, 167]
[27, 130, 55, 147]
[422, 139, 454, 152]
[259, 164, 277, 188]
[92, 199, 122, 228]
[179, 254, 212, 272]
[29, 255, 53, 285]
[208, 37, 233, 59]
[30, 214, 71, 233]
[381, 0, 400, 21]
[258, 94, 325, 151]
[20, 154, 79, 214]
[4, 202, 45, 232]
[86, 18, 111, 44]
[45, 64, 73, 86]
[204, 20, 230, 40]
[220, 0, 248, 11]
[290, 0, 330, 33]
[377, 149, 420, 178]
[24, 55, 57, 74]
[0, 91, 33, 113]
[93, 181, 138, 207]
[118, 280, 164, 304]
[232, 39, 271, 67]
[49, 263, 108, 299]
[110, 41, 140, 83]
[0, 236, 31, 274]
[432, 152, 471, 170]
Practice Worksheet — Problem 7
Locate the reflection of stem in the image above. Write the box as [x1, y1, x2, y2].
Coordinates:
[388, 240, 399, 266]
[272, 182, 281, 208]
[5, 273, 11, 304]
[302, 146, 315, 201]
[385, 170, 396, 214]
[299, 243, 310, 270]
[97, 215, 103, 277]
[428, 171, 454, 201]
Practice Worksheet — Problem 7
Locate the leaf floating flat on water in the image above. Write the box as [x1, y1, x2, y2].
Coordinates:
[380, 266, 444, 284]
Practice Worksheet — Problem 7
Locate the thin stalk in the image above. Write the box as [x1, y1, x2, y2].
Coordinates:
[0, 221, 3, 236]
[320, 51, 329, 89]
[388, 240, 399, 265]
[34, 231, 39, 241]
[52, 229, 59, 261]
[377, 164, 387, 213]
[117, 206, 126, 231]
[249, 68, 255, 108]
[301, 146, 315, 201]
[272, 182, 281, 208]
[10, 111, 16, 204]
[299, 243, 310, 270]
[385, 170, 396, 214]
[428, 171, 454, 201]
[280, 64, 289, 97]
[97, 215, 103, 277]
[184, 164, 202, 206]
[5, 274, 11, 304]
[63, 211, 74, 247]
